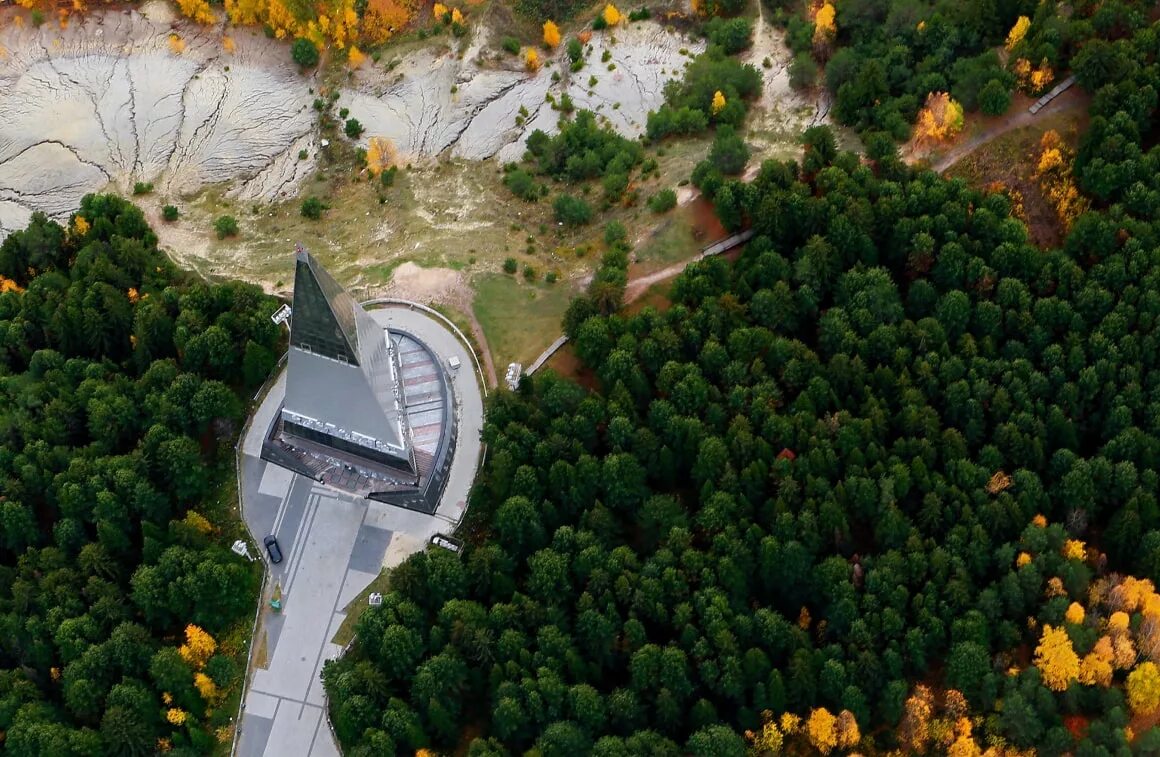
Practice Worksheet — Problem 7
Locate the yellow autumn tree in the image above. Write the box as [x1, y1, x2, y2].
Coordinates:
[779, 712, 801, 734]
[183, 510, 213, 535]
[178, 625, 217, 670]
[432, 2, 448, 19]
[602, 3, 621, 26]
[806, 707, 839, 754]
[1005, 16, 1030, 51]
[1016, 552, 1032, 567]
[194, 672, 218, 702]
[1066, 602, 1086, 625]
[899, 685, 934, 752]
[1035, 625, 1080, 691]
[176, 0, 215, 24]
[71, 215, 90, 238]
[348, 44, 366, 68]
[1114, 634, 1138, 670]
[1063, 539, 1086, 561]
[166, 708, 188, 725]
[451, 7, 463, 23]
[744, 711, 784, 753]
[1079, 636, 1115, 686]
[915, 92, 964, 142]
[525, 48, 540, 71]
[365, 136, 398, 175]
[167, 33, 186, 54]
[1128, 662, 1160, 715]
[835, 709, 860, 749]
[813, 2, 836, 53]
[711, 90, 726, 115]
[543, 20, 560, 48]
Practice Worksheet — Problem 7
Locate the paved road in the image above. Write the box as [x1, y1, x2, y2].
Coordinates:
[234, 304, 485, 757]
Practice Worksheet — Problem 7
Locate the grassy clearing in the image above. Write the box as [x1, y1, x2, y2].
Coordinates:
[945, 107, 1087, 249]
[331, 570, 392, 648]
[473, 273, 573, 368]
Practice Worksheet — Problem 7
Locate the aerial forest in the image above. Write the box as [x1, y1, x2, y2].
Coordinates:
[323, 7, 1160, 756]
[0, 195, 283, 754]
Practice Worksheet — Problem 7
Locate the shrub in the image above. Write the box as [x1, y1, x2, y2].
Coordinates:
[523, 265, 537, 281]
[603, 220, 627, 246]
[603, 172, 630, 202]
[558, 93, 575, 112]
[162, 205, 180, 222]
[298, 149, 309, 160]
[381, 166, 398, 187]
[504, 169, 543, 201]
[979, 79, 1013, 116]
[503, 257, 518, 274]
[132, 182, 154, 195]
[554, 195, 593, 226]
[592, 14, 607, 30]
[214, 216, 238, 239]
[709, 124, 750, 175]
[648, 188, 677, 213]
[789, 52, 818, 90]
[301, 197, 326, 219]
[602, 49, 612, 62]
[546, 271, 559, 283]
[501, 36, 521, 55]
[628, 7, 650, 20]
[344, 118, 365, 139]
[567, 37, 584, 63]
[292, 38, 320, 68]
[704, 17, 753, 56]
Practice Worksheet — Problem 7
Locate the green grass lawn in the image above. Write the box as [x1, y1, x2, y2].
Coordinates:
[331, 569, 392, 648]
[472, 273, 572, 369]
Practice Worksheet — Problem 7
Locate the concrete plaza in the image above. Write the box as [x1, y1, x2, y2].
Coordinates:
[234, 304, 485, 757]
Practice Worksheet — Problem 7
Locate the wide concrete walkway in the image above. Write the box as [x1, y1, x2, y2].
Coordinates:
[234, 304, 485, 757]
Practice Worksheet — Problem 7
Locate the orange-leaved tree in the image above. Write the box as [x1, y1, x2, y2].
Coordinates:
[365, 137, 398, 175]
[806, 707, 838, 754]
[363, 0, 414, 43]
[813, 2, 835, 55]
[543, 20, 560, 48]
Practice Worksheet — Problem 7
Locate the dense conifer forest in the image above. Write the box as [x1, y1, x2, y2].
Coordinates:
[0, 195, 282, 754]
[323, 12, 1160, 756]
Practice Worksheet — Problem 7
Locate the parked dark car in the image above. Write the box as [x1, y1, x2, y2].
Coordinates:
[263, 535, 283, 564]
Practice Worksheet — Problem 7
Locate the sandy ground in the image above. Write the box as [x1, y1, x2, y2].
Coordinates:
[339, 20, 706, 164]
[0, 4, 320, 236]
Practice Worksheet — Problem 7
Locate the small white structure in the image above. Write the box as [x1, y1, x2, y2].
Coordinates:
[270, 303, 292, 325]
[231, 539, 255, 561]
[431, 534, 463, 554]
[368, 592, 383, 606]
[447, 355, 461, 371]
[505, 363, 522, 391]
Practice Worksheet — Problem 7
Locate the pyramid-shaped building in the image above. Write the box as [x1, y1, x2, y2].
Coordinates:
[278, 248, 416, 474]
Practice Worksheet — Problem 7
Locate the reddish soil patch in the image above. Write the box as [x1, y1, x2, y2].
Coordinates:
[686, 193, 728, 244]
[944, 106, 1089, 249]
[543, 344, 600, 391]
